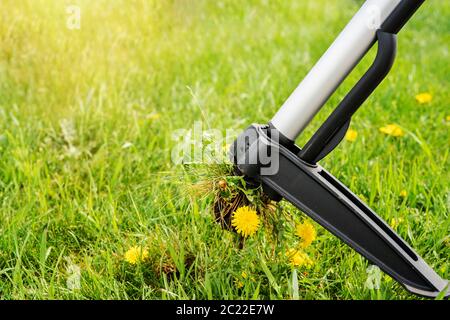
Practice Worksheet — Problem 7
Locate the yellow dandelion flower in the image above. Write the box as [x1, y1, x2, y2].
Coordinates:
[345, 129, 358, 142]
[399, 190, 407, 198]
[440, 265, 447, 274]
[390, 217, 404, 229]
[446, 115, 450, 122]
[231, 206, 260, 238]
[235, 280, 244, 289]
[124, 246, 149, 265]
[147, 113, 160, 120]
[379, 124, 404, 137]
[241, 271, 248, 279]
[415, 92, 432, 104]
[286, 249, 313, 268]
[295, 221, 316, 248]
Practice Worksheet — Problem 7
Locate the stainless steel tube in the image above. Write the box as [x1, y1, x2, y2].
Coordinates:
[270, 0, 402, 141]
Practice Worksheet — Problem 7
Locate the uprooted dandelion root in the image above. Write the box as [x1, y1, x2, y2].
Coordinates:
[213, 184, 250, 231]
[186, 163, 291, 240]
[212, 178, 277, 231]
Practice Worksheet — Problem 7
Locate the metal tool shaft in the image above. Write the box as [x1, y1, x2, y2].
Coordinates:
[270, 0, 401, 141]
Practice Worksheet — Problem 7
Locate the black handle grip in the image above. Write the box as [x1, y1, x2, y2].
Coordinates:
[382, 0, 426, 34]
[299, 31, 397, 164]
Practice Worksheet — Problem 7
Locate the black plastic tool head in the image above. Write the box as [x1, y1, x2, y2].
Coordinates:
[231, 124, 449, 298]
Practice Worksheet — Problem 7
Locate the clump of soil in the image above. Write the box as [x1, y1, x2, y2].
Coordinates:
[186, 163, 289, 239]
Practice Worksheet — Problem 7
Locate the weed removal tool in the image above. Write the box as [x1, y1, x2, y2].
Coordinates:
[231, 0, 449, 298]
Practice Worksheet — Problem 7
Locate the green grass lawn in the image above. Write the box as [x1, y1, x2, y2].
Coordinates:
[0, 0, 448, 299]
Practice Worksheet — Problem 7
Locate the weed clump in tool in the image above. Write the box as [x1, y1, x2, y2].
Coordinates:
[187, 163, 290, 242]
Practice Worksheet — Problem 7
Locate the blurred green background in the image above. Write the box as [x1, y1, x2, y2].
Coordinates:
[0, 0, 448, 299]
